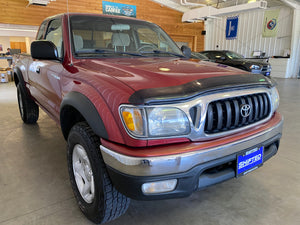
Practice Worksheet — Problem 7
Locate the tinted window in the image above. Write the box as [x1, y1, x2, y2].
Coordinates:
[45, 19, 63, 58]
[36, 21, 47, 40]
[225, 51, 244, 59]
[209, 52, 225, 60]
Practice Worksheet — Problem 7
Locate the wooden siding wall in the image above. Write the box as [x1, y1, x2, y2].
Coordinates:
[10, 42, 27, 53]
[0, 0, 204, 51]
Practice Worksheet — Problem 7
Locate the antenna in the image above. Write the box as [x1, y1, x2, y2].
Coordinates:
[67, 0, 73, 66]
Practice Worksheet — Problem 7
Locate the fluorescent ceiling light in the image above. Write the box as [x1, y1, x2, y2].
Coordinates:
[0, 28, 37, 32]
[182, 1, 268, 22]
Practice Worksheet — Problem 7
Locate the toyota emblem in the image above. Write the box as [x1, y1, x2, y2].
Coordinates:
[240, 104, 251, 118]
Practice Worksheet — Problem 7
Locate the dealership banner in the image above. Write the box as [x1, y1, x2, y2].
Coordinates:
[102, 1, 136, 18]
[262, 9, 280, 37]
[226, 16, 239, 40]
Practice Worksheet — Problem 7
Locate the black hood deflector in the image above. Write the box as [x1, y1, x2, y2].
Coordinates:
[129, 74, 276, 105]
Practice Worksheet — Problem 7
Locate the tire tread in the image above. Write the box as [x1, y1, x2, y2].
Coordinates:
[17, 84, 39, 124]
[67, 122, 130, 224]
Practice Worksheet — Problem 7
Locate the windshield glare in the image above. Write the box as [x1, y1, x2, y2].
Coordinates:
[225, 51, 244, 59]
[70, 15, 183, 57]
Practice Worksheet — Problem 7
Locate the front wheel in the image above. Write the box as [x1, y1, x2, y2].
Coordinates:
[67, 122, 130, 224]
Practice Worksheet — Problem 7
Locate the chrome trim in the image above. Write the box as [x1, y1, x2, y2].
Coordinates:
[119, 87, 276, 141]
[101, 118, 283, 176]
[240, 104, 251, 118]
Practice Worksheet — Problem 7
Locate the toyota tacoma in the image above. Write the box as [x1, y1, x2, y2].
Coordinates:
[13, 13, 283, 224]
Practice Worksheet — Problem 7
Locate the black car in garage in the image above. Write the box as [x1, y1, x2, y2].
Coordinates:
[200, 50, 271, 76]
[190, 52, 210, 60]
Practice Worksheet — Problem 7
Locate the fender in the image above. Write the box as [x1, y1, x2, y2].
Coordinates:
[60, 91, 108, 140]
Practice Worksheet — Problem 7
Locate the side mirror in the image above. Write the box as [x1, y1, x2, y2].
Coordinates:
[31, 40, 58, 60]
[181, 45, 191, 58]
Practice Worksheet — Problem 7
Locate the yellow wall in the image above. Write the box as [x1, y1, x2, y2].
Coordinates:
[0, 0, 204, 51]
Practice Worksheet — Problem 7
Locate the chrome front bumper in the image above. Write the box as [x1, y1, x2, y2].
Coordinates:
[100, 118, 283, 177]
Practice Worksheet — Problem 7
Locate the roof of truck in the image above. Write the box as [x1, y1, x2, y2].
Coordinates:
[44, 12, 145, 22]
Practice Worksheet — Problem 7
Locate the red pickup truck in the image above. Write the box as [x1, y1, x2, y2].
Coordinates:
[13, 13, 283, 224]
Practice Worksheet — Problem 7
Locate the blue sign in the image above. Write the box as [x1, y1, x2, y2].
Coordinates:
[102, 1, 136, 18]
[237, 146, 263, 176]
[226, 16, 239, 40]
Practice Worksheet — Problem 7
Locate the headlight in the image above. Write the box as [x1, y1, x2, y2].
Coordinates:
[270, 87, 280, 113]
[120, 106, 190, 138]
[147, 107, 190, 137]
[250, 64, 261, 70]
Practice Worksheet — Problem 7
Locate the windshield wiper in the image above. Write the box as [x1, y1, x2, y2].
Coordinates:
[74, 49, 109, 57]
[113, 51, 145, 57]
[75, 49, 114, 55]
[140, 50, 185, 58]
[75, 49, 144, 57]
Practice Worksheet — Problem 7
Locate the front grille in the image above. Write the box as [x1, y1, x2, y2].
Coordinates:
[204, 93, 271, 134]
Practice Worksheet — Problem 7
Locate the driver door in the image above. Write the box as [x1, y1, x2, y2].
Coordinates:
[28, 18, 64, 121]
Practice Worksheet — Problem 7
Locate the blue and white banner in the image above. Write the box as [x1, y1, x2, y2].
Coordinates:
[102, 1, 136, 18]
[226, 16, 239, 40]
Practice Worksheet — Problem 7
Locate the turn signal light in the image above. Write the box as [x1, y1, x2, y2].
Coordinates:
[122, 111, 135, 131]
[121, 108, 145, 136]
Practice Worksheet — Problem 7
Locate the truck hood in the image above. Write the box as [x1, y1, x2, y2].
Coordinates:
[77, 57, 246, 89]
[76, 57, 274, 104]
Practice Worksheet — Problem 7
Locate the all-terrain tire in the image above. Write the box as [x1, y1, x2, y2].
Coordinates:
[67, 122, 130, 224]
[17, 84, 39, 124]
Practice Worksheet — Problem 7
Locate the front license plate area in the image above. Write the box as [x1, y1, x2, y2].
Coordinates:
[237, 146, 264, 177]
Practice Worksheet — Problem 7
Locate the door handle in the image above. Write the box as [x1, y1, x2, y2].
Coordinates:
[36, 67, 40, 74]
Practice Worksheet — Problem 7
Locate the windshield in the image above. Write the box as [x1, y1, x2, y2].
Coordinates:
[225, 51, 244, 59]
[70, 15, 183, 58]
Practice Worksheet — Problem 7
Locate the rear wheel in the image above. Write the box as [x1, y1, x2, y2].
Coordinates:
[17, 84, 39, 124]
[67, 122, 130, 224]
